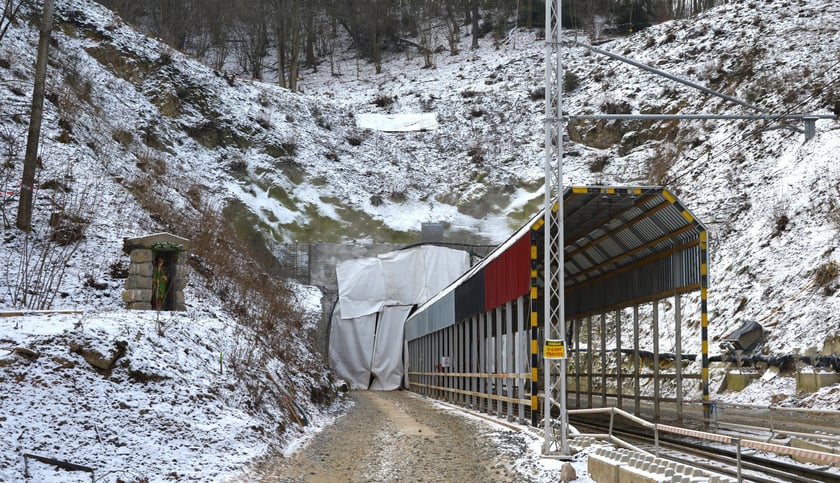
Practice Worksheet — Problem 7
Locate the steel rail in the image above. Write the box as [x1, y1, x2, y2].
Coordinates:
[573, 418, 840, 483]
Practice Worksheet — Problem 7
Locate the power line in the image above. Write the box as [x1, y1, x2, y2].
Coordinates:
[665, 58, 840, 186]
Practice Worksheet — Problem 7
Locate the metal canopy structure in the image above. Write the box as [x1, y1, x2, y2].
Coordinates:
[536, 185, 710, 454]
[406, 185, 707, 335]
[557, 186, 707, 319]
[540, 0, 831, 457]
[403, 184, 710, 453]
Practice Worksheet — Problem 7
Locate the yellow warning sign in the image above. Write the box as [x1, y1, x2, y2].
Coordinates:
[544, 340, 566, 359]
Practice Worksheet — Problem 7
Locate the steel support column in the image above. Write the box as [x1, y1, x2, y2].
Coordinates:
[542, 0, 568, 455]
[675, 294, 683, 420]
[600, 312, 607, 407]
[700, 230, 711, 423]
[633, 305, 641, 415]
[529, 227, 540, 426]
[574, 318, 581, 408]
[615, 309, 623, 409]
[479, 311, 486, 412]
[471, 315, 478, 409]
[506, 300, 515, 421]
[496, 305, 503, 417]
[455, 321, 462, 404]
[446, 326, 452, 402]
[653, 300, 661, 420]
[587, 315, 593, 408]
[513, 296, 527, 423]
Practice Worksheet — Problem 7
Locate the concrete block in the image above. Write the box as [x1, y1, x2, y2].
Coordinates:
[122, 289, 151, 303]
[172, 276, 188, 291]
[126, 301, 152, 310]
[796, 371, 840, 392]
[790, 437, 839, 464]
[617, 464, 668, 483]
[129, 262, 153, 277]
[129, 249, 154, 263]
[125, 275, 152, 290]
[588, 452, 623, 483]
[725, 370, 759, 391]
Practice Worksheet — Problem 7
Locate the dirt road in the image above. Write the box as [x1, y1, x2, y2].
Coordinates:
[239, 390, 555, 482]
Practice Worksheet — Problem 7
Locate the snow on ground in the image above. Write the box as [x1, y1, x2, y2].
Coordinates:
[0, 282, 344, 482]
[432, 399, 595, 482]
[1, 0, 840, 480]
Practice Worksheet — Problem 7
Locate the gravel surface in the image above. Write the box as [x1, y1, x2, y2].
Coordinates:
[236, 390, 570, 482]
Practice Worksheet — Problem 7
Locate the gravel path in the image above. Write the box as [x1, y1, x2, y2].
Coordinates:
[239, 390, 560, 482]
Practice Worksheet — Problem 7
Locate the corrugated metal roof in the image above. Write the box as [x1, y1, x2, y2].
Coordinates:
[559, 186, 707, 317]
[405, 186, 707, 340]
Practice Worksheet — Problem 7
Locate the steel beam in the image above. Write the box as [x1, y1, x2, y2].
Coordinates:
[653, 299, 661, 421]
[615, 309, 623, 409]
[543, 0, 569, 455]
[601, 312, 607, 407]
[633, 304, 641, 415]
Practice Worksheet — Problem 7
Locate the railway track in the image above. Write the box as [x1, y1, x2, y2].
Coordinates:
[425, 394, 840, 481]
[570, 415, 840, 482]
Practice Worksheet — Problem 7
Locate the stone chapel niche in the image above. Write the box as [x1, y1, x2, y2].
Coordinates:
[122, 233, 189, 311]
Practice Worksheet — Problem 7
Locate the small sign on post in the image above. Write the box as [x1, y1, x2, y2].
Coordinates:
[544, 339, 566, 359]
[440, 356, 451, 368]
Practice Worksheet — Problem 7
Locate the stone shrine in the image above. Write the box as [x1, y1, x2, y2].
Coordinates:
[122, 232, 189, 311]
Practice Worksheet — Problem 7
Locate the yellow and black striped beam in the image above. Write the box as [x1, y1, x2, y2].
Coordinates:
[663, 189, 711, 419]
[529, 218, 543, 427]
[699, 228, 710, 419]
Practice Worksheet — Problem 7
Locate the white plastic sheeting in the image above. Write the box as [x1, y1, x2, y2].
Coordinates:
[355, 112, 438, 132]
[368, 305, 412, 390]
[329, 310, 377, 389]
[335, 246, 470, 320]
[330, 246, 470, 390]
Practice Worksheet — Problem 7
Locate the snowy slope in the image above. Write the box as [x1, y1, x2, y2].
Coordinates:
[293, 0, 840, 358]
[0, 0, 839, 480]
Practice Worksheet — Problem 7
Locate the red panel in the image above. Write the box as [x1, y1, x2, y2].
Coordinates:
[484, 234, 531, 310]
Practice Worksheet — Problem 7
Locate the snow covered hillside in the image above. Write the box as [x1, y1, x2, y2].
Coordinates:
[293, 0, 840, 374]
[0, 0, 839, 479]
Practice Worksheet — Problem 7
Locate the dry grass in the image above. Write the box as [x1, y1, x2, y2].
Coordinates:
[127, 176, 307, 373]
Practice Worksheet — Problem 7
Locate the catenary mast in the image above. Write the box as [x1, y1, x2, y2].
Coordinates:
[542, 0, 569, 456]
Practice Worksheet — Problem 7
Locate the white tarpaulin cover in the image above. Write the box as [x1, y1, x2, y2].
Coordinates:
[336, 246, 470, 320]
[355, 113, 438, 132]
[330, 246, 470, 390]
[329, 309, 376, 389]
[369, 305, 412, 390]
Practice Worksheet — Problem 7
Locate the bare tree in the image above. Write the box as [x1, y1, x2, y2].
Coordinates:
[469, 0, 479, 49]
[152, 0, 192, 51]
[302, 5, 317, 72]
[413, 0, 439, 68]
[271, 0, 303, 90]
[233, 0, 271, 80]
[0, 0, 25, 45]
[17, 0, 53, 232]
[444, 1, 461, 55]
[205, 0, 233, 70]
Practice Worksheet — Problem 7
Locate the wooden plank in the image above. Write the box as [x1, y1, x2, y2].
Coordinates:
[1, 310, 84, 317]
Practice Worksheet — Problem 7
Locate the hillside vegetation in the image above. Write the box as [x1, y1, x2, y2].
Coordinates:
[0, 0, 839, 478]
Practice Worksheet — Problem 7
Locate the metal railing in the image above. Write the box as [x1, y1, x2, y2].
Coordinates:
[569, 405, 840, 482]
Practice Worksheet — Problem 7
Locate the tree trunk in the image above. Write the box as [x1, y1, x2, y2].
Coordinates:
[288, 22, 300, 91]
[372, 26, 381, 74]
[287, 1, 301, 91]
[0, 0, 25, 44]
[17, 0, 53, 232]
[470, 0, 479, 50]
[445, 3, 460, 55]
[276, 22, 287, 88]
[304, 10, 316, 72]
